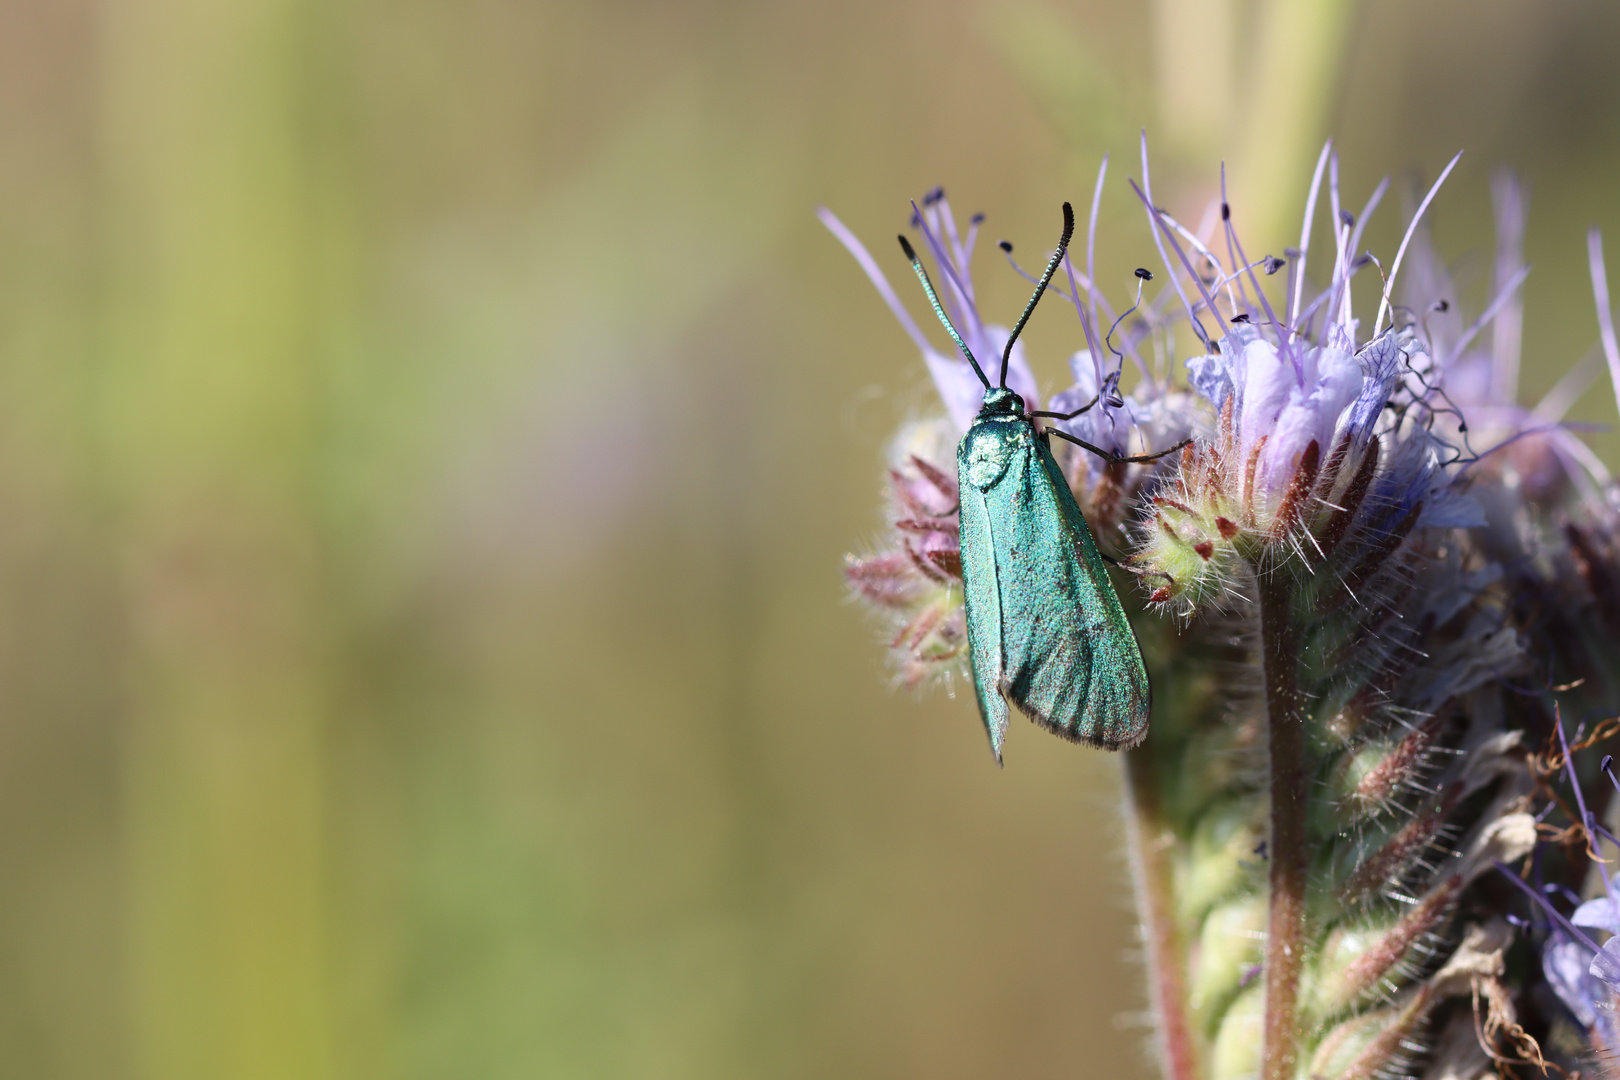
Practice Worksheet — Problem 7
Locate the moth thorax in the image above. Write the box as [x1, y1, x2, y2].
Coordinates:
[961, 420, 1023, 491]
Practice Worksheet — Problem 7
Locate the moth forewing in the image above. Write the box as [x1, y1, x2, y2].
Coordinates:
[957, 477, 1009, 759]
[1032, 433, 1151, 751]
[957, 409, 1018, 760]
[956, 389, 1150, 761]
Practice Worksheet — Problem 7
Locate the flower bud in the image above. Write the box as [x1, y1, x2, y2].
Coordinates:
[1208, 984, 1263, 1080]
[1187, 894, 1266, 1034]
[1175, 799, 1264, 926]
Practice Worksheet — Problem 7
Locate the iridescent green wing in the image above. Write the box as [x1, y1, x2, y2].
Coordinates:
[1016, 433, 1149, 750]
[957, 415, 1149, 758]
[956, 422, 1012, 761]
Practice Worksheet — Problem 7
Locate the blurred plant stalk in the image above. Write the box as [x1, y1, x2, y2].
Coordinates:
[1152, 0, 1353, 242]
[100, 0, 341, 1076]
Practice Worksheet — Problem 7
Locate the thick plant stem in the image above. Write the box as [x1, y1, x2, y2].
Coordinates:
[1124, 739, 1200, 1080]
[1258, 565, 1307, 1080]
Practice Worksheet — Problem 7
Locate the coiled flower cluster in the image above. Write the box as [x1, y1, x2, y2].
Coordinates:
[827, 142, 1620, 1080]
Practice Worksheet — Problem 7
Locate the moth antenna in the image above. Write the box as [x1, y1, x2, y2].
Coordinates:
[898, 234, 991, 390]
[1000, 202, 1076, 388]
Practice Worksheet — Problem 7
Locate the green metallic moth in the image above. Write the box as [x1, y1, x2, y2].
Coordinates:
[899, 204, 1180, 762]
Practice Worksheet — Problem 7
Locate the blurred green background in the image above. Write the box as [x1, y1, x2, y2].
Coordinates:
[3, 0, 1620, 1076]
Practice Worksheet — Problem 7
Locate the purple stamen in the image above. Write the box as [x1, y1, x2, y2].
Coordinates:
[1548, 881, 1586, 908]
[1328, 154, 1349, 339]
[1319, 153, 1360, 345]
[910, 199, 981, 348]
[1160, 209, 1243, 320]
[1211, 259, 1274, 299]
[1216, 166, 1257, 324]
[963, 212, 983, 267]
[1547, 429, 1614, 497]
[1290, 141, 1333, 334]
[1441, 264, 1531, 368]
[1346, 177, 1389, 262]
[1329, 152, 1343, 256]
[1490, 172, 1528, 402]
[1136, 134, 1219, 351]
[1297, 255, 1375, 332]
[1532, 351, 1601, 421]
[1375, 150, 1464, 335]
[1556, 712, 1617, 905]
[816, 207, 935, 357]
[1221, 164, 1292, 373]
[1086, 155, 1112, 340]
[1220, 228, 1256, 321]
[1459, 423, 1598, 475]
[1586, 229, 1620, 425]
[935, 192, 972, 303]
[1495, 859, 1606, 957]
[1062, 251, 1112, 392]
[1129, 175, 1222, 352]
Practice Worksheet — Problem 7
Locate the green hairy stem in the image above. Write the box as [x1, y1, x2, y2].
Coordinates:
[1115, 427, 1564, 1080]
[1257, 568, 1306, 1080]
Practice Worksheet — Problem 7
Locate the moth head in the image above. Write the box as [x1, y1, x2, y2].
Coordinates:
[978, 386, 1025, 419]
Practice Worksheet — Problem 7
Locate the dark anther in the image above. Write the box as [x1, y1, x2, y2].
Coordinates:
[1602, 754, 1614, 772]
[1435, 299, 1450, 312]
[1134, 267, 1154, 281]
[1340, 209, 1356, 228]
[1352, 254, 1371, 269]
[1231, 313, 1251, 323]
[925, 186, 944, 205]
[1221, 202, 1230, 220]
[909, 212, 921, 228]
[898, 235, 918, 261]
[1263, 255, 1285, 275]
[1458, 422, 1467, 433]
[970, 213, 985, 225]
[998, 240, 1013, 253]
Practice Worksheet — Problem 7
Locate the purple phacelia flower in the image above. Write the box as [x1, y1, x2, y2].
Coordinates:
[829, 135, 1620, 1080]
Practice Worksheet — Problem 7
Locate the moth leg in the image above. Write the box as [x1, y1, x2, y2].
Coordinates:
[1048, 429, 1192, 465]
[1030, 393, 1099, 421]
